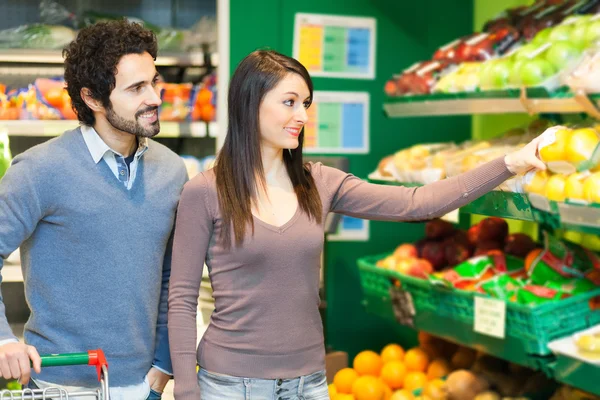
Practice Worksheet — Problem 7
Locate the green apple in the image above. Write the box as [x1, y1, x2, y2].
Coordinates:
[509, 59, 526, 86]
[585, 20, 600, 46]
[545, 41, 582, 71]
[488, 59, 513, 88]
[571, 23, 590, 49]
[515, 43, 545, 60]
[519, 58, 556, 86]
[533, 28, 553, 45]
[478, 60, 495, 89]
[549, 24, 573, 42]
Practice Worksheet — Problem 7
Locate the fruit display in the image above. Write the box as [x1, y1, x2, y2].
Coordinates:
[371, 119, 549, 185]
[326, 332, 592, 400]
[384, 1, 600, 96]
[0, 76, 217, 122]
[565, 42, 600, 92]
[375, 217, 600, 307]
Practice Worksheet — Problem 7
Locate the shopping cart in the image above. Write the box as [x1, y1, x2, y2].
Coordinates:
[0, 349, 109, 399]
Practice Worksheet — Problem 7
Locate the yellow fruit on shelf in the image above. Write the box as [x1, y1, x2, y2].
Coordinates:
[566, 128, 600, 164]
[539, 128, 571, 162]
[523, 170, 550, 194]
[565, 173, 587, 201]
[545, 174, 567, 202]
[583, 172, 600, 204]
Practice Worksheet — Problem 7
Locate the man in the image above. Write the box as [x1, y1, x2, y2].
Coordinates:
[0, 20, 188, 400]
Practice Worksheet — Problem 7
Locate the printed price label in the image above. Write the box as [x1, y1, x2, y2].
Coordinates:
[474, 296, 506, 339]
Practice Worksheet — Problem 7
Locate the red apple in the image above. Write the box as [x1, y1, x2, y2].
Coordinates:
[468, 224, 481, 245]
[407, 258, 434, 279]
[394, 243, 419, 260]
[504, 233, 536, 258]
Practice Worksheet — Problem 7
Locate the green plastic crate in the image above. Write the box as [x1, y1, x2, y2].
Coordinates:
[358, 253, 600, 356]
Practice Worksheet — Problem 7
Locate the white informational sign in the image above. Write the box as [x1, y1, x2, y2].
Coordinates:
[474, 296, 507, 339]
[293, 13, 376, 79]
[303, 91, 369, 154]
[328, 216, 369, 241]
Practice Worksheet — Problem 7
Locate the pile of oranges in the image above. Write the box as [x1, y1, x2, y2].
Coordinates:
[329, 333, 460, 400]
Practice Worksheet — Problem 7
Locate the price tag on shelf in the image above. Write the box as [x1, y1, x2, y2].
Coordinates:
[389, 282, 415, 328]
[474, 296, 506, 339]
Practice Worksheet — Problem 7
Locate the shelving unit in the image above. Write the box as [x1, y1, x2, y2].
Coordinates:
[0, 49, 218, 68]
[384, 91, 600, 118]
[0, 120, 218, 138]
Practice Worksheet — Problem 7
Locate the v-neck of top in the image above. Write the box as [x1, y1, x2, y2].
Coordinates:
[251, 206, 301, 233]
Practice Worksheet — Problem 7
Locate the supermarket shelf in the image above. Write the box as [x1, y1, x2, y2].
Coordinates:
[551, 356, 600, 395]
[383, 93, 600, 118]
[0, 49, 218, 68]
[368, 178, 600, 234]
[0, 120, 217, 138]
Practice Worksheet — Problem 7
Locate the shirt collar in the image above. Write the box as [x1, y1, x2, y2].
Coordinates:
[81, 125, 149, 164]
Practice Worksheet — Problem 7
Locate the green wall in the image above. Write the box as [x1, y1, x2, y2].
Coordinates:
[230, 0, 474, 358]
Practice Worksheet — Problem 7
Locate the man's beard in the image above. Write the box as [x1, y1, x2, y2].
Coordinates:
[105, 106, 160, 138]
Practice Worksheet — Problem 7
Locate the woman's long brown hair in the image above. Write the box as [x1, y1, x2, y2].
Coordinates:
[214, 50, 322, 248]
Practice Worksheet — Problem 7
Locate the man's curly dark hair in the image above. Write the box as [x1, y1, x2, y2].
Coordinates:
[63, 20, 158, 126]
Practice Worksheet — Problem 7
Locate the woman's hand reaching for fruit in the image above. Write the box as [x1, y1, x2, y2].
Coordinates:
[504, 134, 547, 175]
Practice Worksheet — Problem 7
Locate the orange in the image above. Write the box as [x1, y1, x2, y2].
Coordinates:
[422, 379, 445, 399]
[380, 361, 407, 390]
[404, 348, 429, 372]
[381, 344, 405, 364]
[329, 383, 338, 398]
[199, 104, 215, 122]
[403, 372, 427, 393]
[426, 358, 451, 380]
[390, 390, 414, 400]
[335, 395, 356, 400]
[45, 87, 65, 108]
[354, 351, 383, 376]
[352, 376, 385, 400]
[195, 88, 213, 106]
[379, 380, 393, 400]
[334, 368, 359, 394]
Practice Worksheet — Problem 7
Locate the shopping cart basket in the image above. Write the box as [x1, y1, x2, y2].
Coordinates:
[0, 349, 109, 399]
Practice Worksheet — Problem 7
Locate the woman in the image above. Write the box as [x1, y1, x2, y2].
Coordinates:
[168, 50, 545, 399]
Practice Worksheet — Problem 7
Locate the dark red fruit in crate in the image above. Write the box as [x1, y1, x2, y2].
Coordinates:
[425, 219, 455, 240]
[504, 233, 537, 258]
[421, 241, 447, 271]
[477, 217, 509, 245]
[445, 241, 472, 267]
[475, 241, 504, 256]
